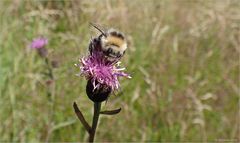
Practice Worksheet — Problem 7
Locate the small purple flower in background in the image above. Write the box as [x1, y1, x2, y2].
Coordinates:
[31, 37, 48, 49]
[30, 37, 48, 57]
[77, 48, 131, 93]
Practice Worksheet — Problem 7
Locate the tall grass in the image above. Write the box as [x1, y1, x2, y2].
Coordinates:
[0, 0, 239, 142]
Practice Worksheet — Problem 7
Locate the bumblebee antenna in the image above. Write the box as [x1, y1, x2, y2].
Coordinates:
[90, 22, 107, 37]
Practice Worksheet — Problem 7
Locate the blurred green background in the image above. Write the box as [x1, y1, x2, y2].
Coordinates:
[0, 0, 239, 142]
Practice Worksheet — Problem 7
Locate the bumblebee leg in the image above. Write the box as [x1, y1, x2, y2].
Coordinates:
[117, 51, 121, 58]
[106, 48, 113, 56]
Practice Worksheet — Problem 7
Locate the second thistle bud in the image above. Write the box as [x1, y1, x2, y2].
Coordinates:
[86, 80, 111, 102]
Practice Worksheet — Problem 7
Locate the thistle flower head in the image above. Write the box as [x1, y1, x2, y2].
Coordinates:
[30, 37, 48, 49]
[77, 48, 131, 93]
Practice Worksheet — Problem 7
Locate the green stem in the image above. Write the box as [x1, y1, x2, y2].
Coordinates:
[44, 57, 55, 142]
[89, 102, 101, 142]
[45, 58, 54, 80]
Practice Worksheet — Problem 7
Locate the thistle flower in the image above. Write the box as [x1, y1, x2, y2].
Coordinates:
[30, 37, 48, 49]
[73, 27, 130, 142]
[30, 37, 48, 57]
[76, 46, 131, 101]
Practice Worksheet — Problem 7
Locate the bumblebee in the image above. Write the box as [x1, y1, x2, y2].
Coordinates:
[89, 23, 127, 60]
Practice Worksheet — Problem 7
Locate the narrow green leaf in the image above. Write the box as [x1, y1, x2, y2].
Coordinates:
[73, 102, 91, 133]
[100, 108, 121, 115]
